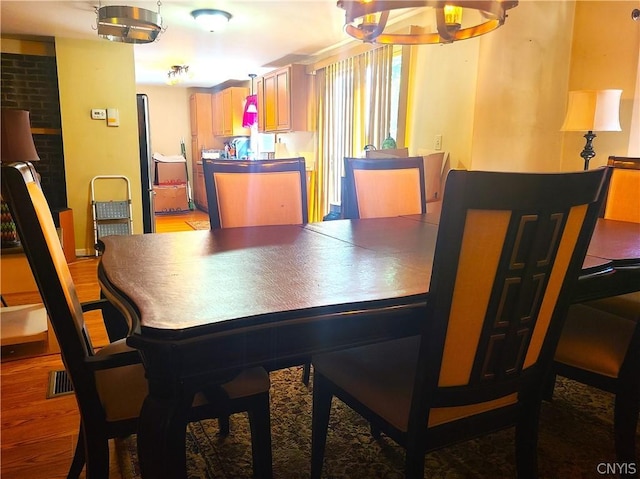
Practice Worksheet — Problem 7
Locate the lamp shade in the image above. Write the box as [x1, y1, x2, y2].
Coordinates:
[242, 95, 258, 128]
[561, 89, 622, 132]
[1, 109, 40, 163]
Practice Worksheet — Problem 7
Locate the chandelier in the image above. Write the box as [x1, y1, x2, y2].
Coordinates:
[337, 0, 518, 44]
[96, 2, 164, 44]
[167, 65, 190, 85]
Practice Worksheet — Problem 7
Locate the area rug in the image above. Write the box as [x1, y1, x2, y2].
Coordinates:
[116, 366, 638, 479]
[186, 220, 211, 230]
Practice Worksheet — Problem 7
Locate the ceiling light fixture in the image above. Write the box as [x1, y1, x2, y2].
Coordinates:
[96, 2, 164, 44]
[167, 65, 190, 85]
[191, 9, 232, 32]
[337, 0, 518, 45]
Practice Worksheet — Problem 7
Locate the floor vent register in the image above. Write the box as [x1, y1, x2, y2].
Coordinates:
[47, 369, 74, 398]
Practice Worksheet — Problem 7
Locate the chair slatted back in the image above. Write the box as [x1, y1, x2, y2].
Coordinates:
[343, 157, 426, 219]
[204, 158, 308, 229]
[1, 162, 102, 411]
[604, 156, 640, 223]
[413, 168, 611, 419]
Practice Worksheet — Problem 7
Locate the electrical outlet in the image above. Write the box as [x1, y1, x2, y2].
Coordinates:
[434, 134, 442, 151]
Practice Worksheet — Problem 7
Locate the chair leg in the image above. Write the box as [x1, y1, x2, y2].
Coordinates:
[83, 430, 110, 479]
[247, 392, 273, 479]
[542, 371, 557, 401]
[404, 443, 426, 479]
[302, 363, 311, 386]
[219, 414, 231, 436]
[310, 372, 332, 479]
[613, 389, 639, 471]
[515, 397, 540, 479]
[67, 423, 86, 479]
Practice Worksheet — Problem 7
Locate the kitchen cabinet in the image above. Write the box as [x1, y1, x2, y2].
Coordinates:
[212, 87, 250, 137]
[257, 64, 309, 133]
[189, 93, 215, 211]
[212, 92, 223, 137]
[190, 93, 213, 141]
[194, 163, 208, 210]
[256, 76, 264, 132]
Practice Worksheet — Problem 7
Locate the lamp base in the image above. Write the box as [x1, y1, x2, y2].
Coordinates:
[580, 131, 596, 170]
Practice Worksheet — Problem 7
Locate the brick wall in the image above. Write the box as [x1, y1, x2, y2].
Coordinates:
[1, 52, 67, 208]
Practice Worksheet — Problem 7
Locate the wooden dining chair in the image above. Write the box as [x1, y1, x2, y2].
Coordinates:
[1, 161, 273, 479]
[310, 167, 612, 479]
[602, 156, 640, 223]
[203, 157, 312, 384]
[342, 156, 426, 219]
[203, 157, 308, 229]
[546, 156, 640, 470]
[363, 148, 446, 212]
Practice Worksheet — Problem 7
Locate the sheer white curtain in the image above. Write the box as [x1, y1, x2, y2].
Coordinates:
[311, 45, 394, 218]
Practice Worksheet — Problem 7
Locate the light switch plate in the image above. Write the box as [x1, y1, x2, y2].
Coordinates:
[91, 109, 106, 120]
[434, 134, 442, 151]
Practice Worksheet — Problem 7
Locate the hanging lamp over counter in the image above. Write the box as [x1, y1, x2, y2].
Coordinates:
[242, 74, 259, 128]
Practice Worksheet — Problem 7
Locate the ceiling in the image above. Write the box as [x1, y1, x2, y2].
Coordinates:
[0, 1, 357, 88]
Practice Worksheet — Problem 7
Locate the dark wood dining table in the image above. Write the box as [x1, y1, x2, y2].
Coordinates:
[97, 215, 639, 479]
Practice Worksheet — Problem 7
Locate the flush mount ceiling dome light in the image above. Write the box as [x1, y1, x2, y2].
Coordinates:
[96, 2, 164, 44]
[191, 9, 232, 32]
[337, 0, 518, 45]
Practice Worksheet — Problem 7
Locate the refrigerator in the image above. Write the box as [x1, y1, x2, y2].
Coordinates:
[137, 93, 155, 233]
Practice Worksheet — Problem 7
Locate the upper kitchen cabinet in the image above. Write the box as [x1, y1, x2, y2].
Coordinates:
[190, 93, 214, 144]
[257, 64, 309, 133]
[212, 87, 250, 137]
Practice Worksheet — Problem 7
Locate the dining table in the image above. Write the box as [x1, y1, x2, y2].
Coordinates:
[97, 215, 640, 479]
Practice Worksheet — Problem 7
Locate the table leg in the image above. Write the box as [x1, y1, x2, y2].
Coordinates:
[137, 391, 190, 479]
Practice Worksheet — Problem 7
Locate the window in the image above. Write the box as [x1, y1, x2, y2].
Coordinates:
[312, 45, 404, 218]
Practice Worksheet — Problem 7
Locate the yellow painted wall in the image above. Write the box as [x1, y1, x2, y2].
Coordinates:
[472, 0, 575, 172]
[406, 1, 639, 173]
[55, 38, 142, 255]
[561, 1, 640, 170]
[405, 32, 480, 169]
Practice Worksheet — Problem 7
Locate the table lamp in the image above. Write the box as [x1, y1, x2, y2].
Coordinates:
[561, 89, 622, 170]
[1, 109, 41, 247]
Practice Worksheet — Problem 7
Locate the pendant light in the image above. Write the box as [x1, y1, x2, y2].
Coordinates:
[242, 74, 259, 128]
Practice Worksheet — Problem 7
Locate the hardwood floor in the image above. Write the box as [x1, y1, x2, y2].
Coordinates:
[154, 209, 209, 233]
[0, 209, 209, 479]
